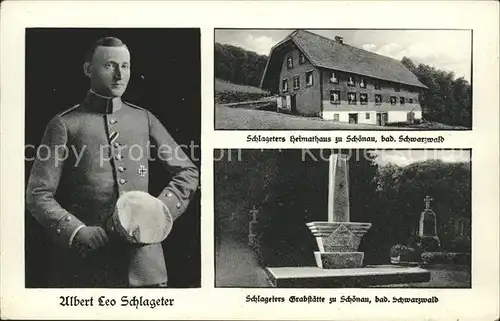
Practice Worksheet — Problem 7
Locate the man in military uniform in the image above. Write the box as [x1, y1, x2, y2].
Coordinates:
[26, 37, 199, 288]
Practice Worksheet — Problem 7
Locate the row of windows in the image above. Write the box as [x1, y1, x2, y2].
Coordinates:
[328, 72, 377, 89]
[286, 52, 384, 89]
[331, 113, 372, 121]
[282, 71, 313, 92]
[330, 90, 416, 105]
[283, 69, 402, 92]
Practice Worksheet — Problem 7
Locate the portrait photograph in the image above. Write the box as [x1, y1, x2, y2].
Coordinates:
[24, 28, 201, 288]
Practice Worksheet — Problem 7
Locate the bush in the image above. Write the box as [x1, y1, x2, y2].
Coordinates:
[450, 236, 471, 253]
[390, 244, 422, 263]
[421, 252, 471, 265]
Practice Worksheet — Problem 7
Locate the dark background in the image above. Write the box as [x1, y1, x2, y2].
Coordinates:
[25, 28, 201, 288]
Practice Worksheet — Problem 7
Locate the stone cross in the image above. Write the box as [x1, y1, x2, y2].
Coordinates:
[328, 154, 350, 222]
[249, 205, 259, 221]
[424, 196, 433, 209]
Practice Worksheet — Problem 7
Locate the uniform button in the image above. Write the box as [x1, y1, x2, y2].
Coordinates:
[117, 166, 125, 172]
[65, 216, 71, 221]
[119, 178, 126, 184]
[114, 142, 120, 148]
[56, 229, 61, 235]
[176, 202, 181, 209]
[166, 192, 173, 197]
[109, 119, 117, 124]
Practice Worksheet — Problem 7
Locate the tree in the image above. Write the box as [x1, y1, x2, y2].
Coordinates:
[401, 56, 472, 128]
[214, 43, 268, 87]
[372, 159, 471, 254]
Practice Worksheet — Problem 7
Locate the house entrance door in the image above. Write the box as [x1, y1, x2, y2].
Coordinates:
[377, 113, 388, 126]
[348, 113, 358, 124]
[407, 111, 415, 124]
[290, 94, 297, 114]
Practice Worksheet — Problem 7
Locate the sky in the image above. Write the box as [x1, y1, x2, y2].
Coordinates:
[215, 29, 472, 81]
[371, 150, 471, 167]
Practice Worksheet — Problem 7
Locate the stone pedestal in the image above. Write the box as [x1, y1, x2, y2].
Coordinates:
[307, 221, 372, 269]
[265, 265, 431, 288]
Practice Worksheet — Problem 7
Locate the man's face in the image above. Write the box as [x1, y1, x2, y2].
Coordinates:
[86, 45, 131, 97]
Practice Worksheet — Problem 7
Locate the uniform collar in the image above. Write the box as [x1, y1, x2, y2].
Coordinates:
[83, 90, 123, 114]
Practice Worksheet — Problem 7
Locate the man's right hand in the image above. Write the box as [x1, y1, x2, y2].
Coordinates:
[73, 226, 108, 257]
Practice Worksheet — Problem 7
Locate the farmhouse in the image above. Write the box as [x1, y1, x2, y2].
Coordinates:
[260, 30, 427, 125]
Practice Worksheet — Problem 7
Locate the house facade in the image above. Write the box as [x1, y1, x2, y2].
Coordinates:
[262, 30, 427, 125]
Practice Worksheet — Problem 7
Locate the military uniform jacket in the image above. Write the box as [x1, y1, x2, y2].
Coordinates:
[26, 91, 199, 287]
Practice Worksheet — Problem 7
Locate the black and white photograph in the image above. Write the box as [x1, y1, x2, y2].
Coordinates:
[214, 29, 472, 130]
[214, 149, 471, 288]
[24, 28, 201, 288]
[1, 1, 499, 320]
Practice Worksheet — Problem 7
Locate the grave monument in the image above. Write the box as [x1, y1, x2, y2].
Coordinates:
[264, 153, 431, 287]
[418, 196, 442, 252]
[306, 154, 372, 269]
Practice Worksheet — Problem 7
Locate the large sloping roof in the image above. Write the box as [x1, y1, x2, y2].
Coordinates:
[261, 30, 427, 91]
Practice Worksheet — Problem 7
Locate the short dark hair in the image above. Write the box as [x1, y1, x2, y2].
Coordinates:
[84, 37, 128, 62]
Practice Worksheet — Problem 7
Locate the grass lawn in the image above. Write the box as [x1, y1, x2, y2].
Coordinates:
[216, 105, 393, 130]
[215, 79, 270, 104]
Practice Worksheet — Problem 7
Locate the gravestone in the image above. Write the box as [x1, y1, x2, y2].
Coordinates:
[418, 196, 442, 252]
[248, 206, 259, 248]
[306, 154, 371, 269]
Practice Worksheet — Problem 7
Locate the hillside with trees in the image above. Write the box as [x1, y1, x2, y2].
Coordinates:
[214, 43, 268, 87]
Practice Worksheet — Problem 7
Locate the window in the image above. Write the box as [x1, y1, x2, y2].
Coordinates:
[287, 56, 293, 69]
[359, 78, 367, 88]
[390, 96, 397, 105]
[366, 113, 370, 120]
[347, 76, 356, 87]
[334, 113, 339, 121]
[360, 93, 368, 105]
[299, 53, 306, 64]
[329, 71, 339, 84]
[395, 84, 400, 92]
[330, 90, 340, 104]
[409, 98, 414, 103]
[400, 97, 405, 105]
[375, 94, 382, 105]
[293, 76, 300, 90]
[305, 71, 313, 87]
[348, 92, 357, 104]
[282, 79, 288, 92]
[374, 81, 381, 90]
